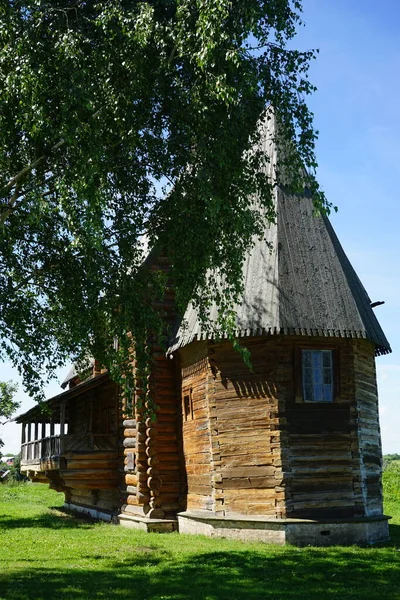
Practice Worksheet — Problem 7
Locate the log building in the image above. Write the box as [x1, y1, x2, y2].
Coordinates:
[17, 117, 391, 545]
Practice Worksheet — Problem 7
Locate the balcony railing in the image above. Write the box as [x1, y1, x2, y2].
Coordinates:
[21, 433, 118, 467]
[21, 435, 61, 465]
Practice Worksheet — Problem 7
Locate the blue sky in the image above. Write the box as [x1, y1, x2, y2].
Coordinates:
[295, 0, 400, 453]
[1, 0, 400, 454]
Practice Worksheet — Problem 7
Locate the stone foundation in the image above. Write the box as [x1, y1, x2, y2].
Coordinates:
[64, 504, 390, 545]
[177, 510, 390, 546]
[118, 513, 178, 533]
[64, 502, 116, 522]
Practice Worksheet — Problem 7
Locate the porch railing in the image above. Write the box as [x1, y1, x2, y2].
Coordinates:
[20, 433, 118, 466]
[21, 435, 61, 465]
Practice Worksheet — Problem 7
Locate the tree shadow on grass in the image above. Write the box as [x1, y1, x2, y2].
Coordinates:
[388, 523, 400, 547]
[1, 543, 400, 600]
[0, 509, 93, 530]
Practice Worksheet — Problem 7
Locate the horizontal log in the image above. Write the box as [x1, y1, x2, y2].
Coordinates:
[66, 460, 119, 470]
[187, 474, 212, 486]
[123, 438, 137, 448]
[156, 405, 178, 415]
[157, 463, 180, 472]
[63, 480, 117, 490]
[221, 476, 280, 489]
[159, 502, 181, 511]
[184, 453, 212, 465]
[291, 491, 355, 503]
[62, 470, 119, 480]
[157, 433, 177, 442]
[188, 484, 214, 496]
[289, 466, 353, 474]
[289, 499, 355, 510]
[124, 429, 137, 438]
[289, 455, 352, 464]
[223, 487, 282, 500]
[183, 442, 210, 455]
[155, 413, 178, 424]
[156, 452, 181, 462]
[186, 494, 213, 511]
[220, 466, 276, 478]
[64, 451, 117, 460]
[216, 420, 272, 433]
[186, 464, 212, 476]
[224, 502, 276, 515]
[125, 474, 138, 486]
[127, 493, 150, 505]
[219, 455, 275, 469]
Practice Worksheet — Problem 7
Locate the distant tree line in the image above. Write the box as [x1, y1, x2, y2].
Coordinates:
[383, 454, 400, 470]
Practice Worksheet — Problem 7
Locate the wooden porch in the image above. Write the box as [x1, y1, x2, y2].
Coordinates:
[21, 432, 118, 470]
[16, 373, 121, 495]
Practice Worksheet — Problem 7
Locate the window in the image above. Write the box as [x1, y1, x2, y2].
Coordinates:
[300, 349, 335, 402]
[182, 387, 193, 421]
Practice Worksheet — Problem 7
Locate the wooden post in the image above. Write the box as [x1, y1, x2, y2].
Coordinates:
[93, 359, 102, 377]
[89, 394, 93, 451]
[21, 424, 26, 462]
[33, 422, 39, 461]
[60, 401, 65, 455]
[40, 422, 46, 460]
[49, 416, 55, 455]
[27, 423, 32, 461]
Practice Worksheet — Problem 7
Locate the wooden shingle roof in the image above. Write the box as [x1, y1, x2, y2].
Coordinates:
[168, 116, 391, 356]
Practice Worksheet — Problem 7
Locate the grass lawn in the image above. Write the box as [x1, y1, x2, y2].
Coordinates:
[1, 484, 400, 600]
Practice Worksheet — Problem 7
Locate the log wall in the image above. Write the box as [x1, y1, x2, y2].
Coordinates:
[121, 252, 182, 520]
[353, 339, 384, 516]
[66, 488, 121, 514]
[178, 336, 385, 521]
[179, 338, 285, 516]
[61, 379, 122, 513]
[284, 338, 356, 518]
[179, 342, 213, 512]
[209, 338, 284, 517]
[146, 348, 182, 518]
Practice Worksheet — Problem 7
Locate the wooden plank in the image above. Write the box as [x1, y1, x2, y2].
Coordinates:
[221, 476, 281, 489]
[220, 466, 276, 478]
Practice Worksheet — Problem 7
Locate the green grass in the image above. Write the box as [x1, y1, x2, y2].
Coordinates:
[1, 484, 400, 600]
[383, 461, 400, 534]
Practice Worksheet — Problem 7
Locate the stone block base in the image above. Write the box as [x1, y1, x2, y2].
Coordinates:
[118, 513, 178, 533]
[177, 511, 390, 546]
[64, 502, 115, 522]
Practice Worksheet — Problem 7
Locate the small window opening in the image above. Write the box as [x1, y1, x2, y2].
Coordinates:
[183, 388, 193, 421]
[302, 349, 334, 402]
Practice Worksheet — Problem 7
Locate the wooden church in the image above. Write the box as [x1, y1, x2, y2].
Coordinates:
[17, 116, 391, 546]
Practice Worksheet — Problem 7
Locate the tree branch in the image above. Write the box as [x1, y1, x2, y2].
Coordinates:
[0, 109, 103, 227]
[0, 139, 65, 226]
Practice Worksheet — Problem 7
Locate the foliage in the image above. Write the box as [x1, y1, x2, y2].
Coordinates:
[383, 454, 400, 469]
[7, 453, 25, 482]
[383, 460, 400, 503]
[0, 484, 399, 600]
[0, 381, 19, 454]
[0, 1, 329, 398]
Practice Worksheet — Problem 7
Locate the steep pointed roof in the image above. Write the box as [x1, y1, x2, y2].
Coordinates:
[168, 116, 391, 356]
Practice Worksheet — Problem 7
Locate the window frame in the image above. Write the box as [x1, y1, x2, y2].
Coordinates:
[182, 386, 194, 421]
[295, 344, 340, 404]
